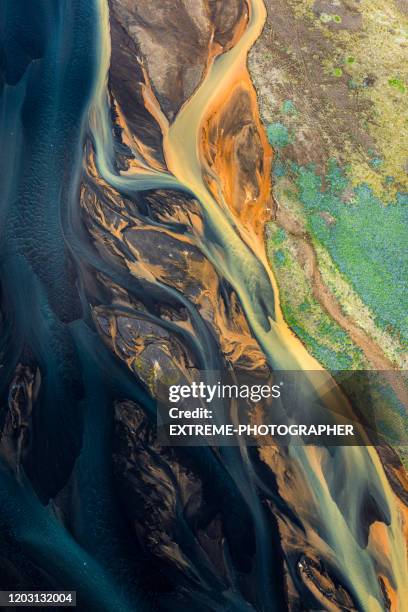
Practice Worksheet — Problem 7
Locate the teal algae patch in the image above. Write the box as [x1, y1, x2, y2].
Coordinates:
[273, 249, 286, 266]
[266, 223, 365, 370]
[266, 122, 293, 147]
[281, 99, 298, 115]
[290, 324, 354, 370]
[293, 159, 408, 343]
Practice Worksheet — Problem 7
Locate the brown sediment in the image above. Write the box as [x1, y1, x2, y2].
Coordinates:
[108, 0, 249, 121]
[197, 5, 273, 238]
[108, 12, 166, 167]
[87, 0, 275, 374]
[82, 137, 268, 373]
[112, 96, 167, 173]
[201, 82, 274, 236]
[373, 513, 406, 612]
[378, 575, 397, 612]
[368, 519, 407, 611]
[87, 203, 267, 372]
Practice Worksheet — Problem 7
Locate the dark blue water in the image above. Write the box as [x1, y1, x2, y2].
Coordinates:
[0, 2, 142, 609]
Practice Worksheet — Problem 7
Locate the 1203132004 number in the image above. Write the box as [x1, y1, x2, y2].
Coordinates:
[0, 591, 76, 607]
